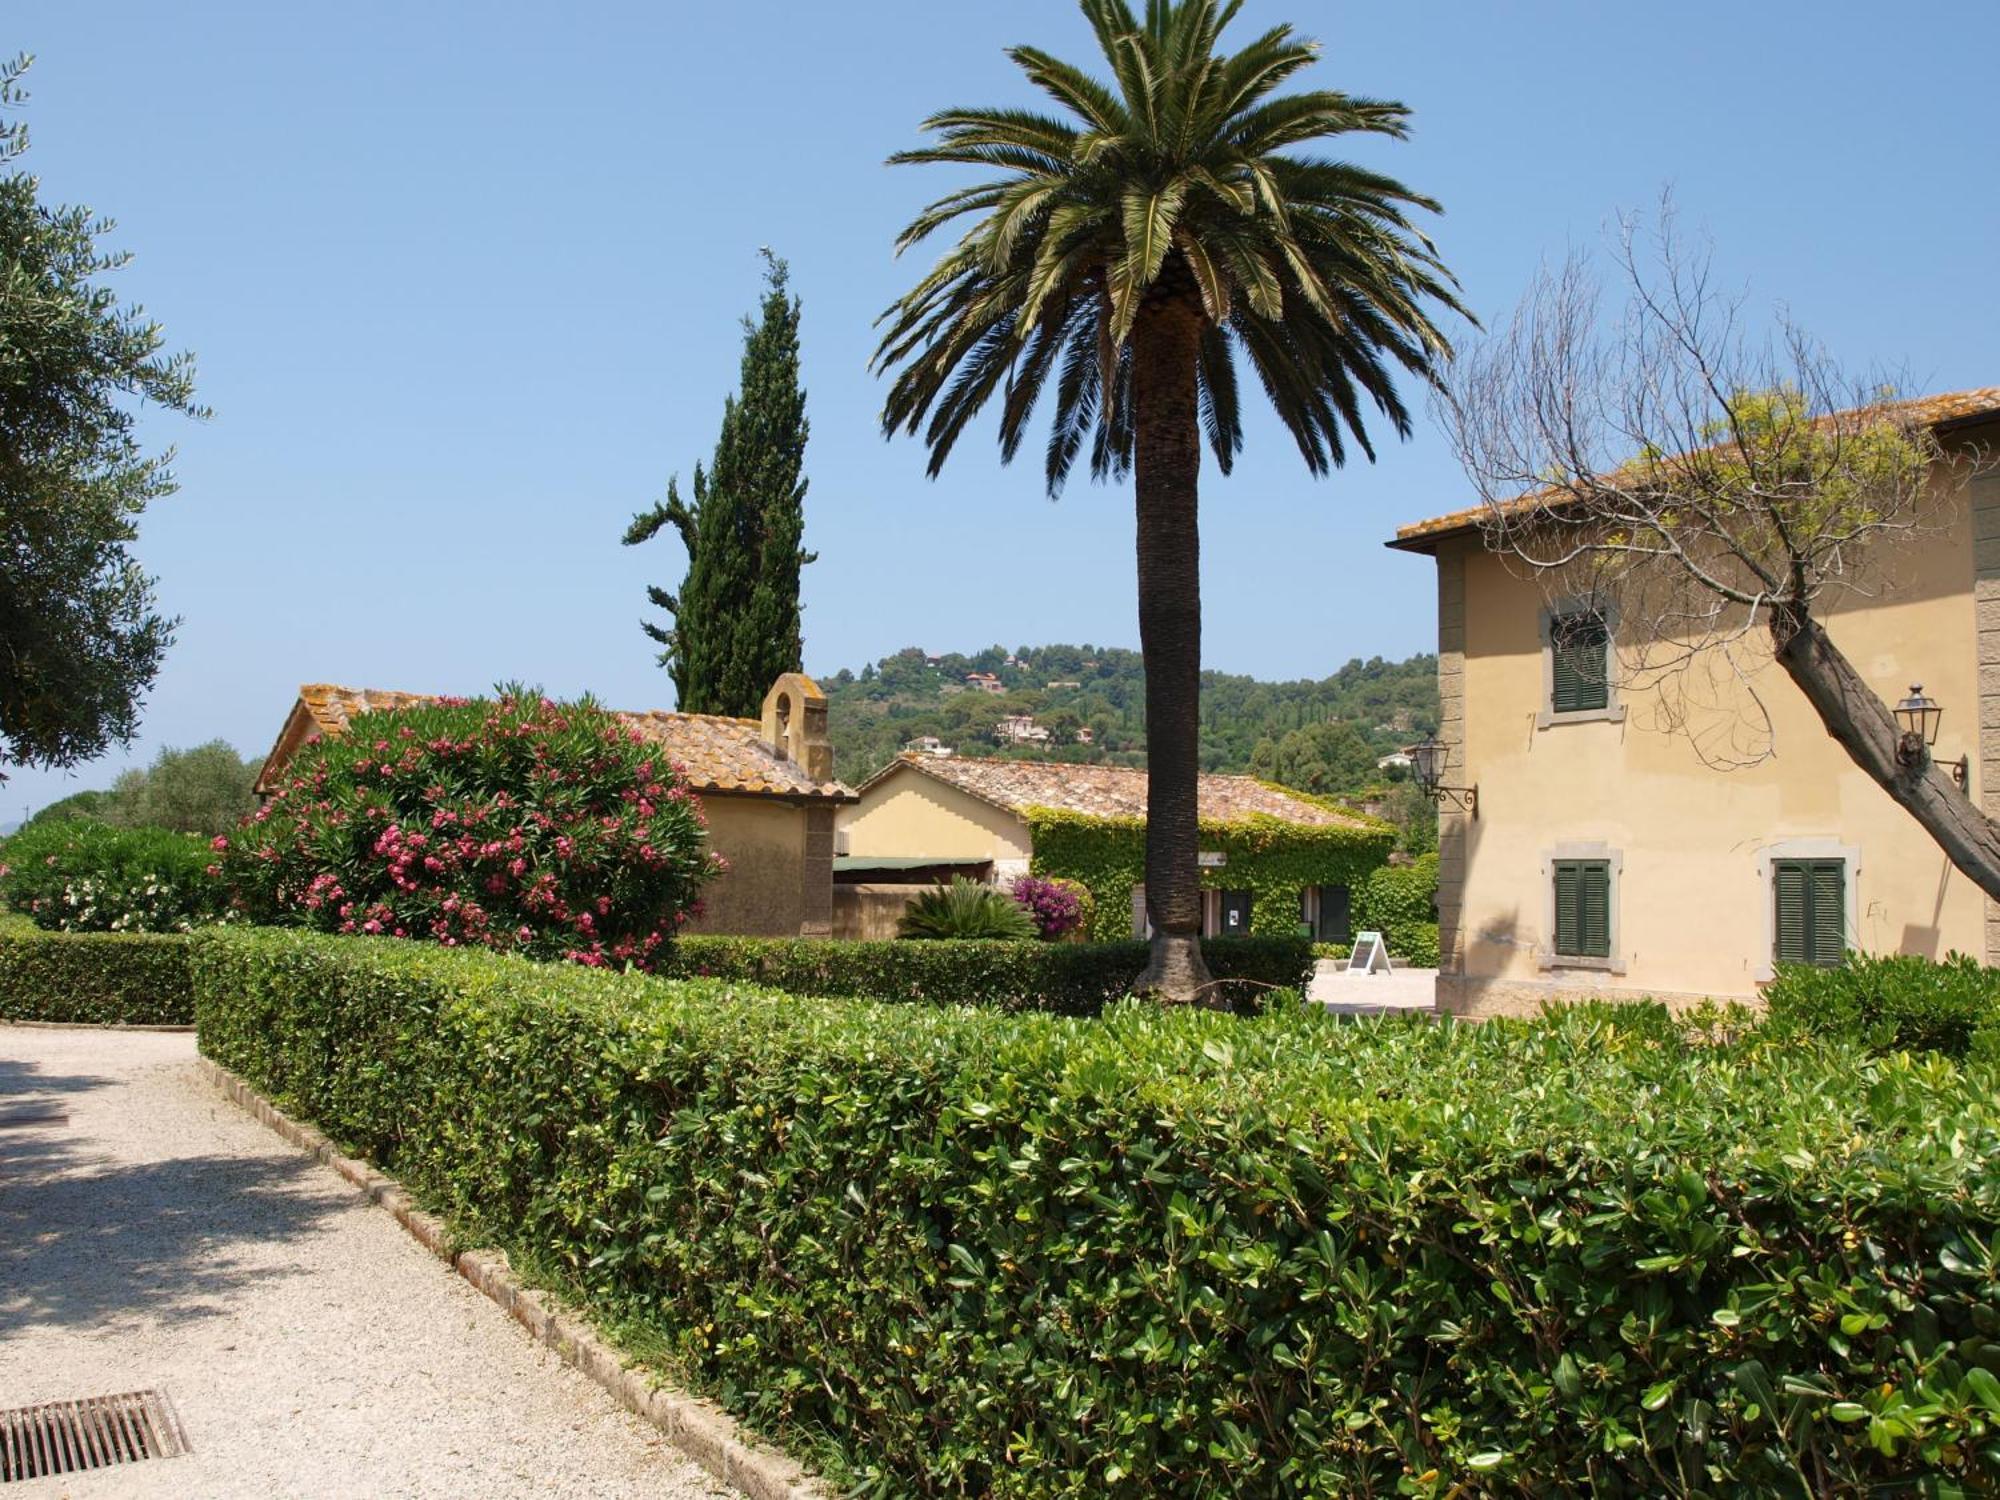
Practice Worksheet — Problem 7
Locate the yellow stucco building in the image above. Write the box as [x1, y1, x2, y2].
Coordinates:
[1388, 389, 2000, 1016]
[257, 673, 853, 938]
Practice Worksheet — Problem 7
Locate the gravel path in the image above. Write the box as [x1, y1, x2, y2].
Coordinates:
[0, 1025, 730, 1500]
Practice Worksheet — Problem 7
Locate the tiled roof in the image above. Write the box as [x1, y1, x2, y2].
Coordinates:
[1388, 386, 2000, 552]
[869, 754, 1382, 830]
[256, 685, 853, 801]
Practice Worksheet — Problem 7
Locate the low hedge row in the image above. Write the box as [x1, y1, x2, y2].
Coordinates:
[657, 933, 1314, 1014]
[1766, 951, 2000, 1059]
[194, 927, 2000, 1495]
[0, 916, 194, 1025]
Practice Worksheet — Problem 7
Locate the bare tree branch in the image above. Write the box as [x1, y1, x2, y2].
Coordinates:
[1436, 194, 2000, 902]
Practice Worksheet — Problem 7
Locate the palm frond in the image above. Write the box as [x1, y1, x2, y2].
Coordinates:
[876, 0, 1467, 496]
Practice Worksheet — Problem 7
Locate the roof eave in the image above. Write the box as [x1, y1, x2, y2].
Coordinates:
[695, 783, 859, 806]
[1383, 390, 2000, 550]
[1385, 530, 1450, 555]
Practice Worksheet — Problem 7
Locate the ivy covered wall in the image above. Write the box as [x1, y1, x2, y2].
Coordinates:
[1025, 804, 1396, 943]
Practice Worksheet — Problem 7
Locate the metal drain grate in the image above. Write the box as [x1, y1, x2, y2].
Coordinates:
[0, 1390, 189, 1483]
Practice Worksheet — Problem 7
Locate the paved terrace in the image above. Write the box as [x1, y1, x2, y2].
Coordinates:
[0, 1025, 727, 1499]
[1307, 958, 1439, 1015]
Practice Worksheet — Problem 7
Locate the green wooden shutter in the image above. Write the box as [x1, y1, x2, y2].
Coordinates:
[1579, 862, 1611, 958]
[1553, 861, 1580, 955]
[1773, 861, 1809, 965]
[1551, 614, 1610, 713]
[1773, 860, 1844, 967]
[1808, 860, 1846, 967]
[1554, 860, 1611, 958]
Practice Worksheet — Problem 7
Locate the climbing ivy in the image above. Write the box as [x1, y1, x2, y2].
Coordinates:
[1354, 852, 1440, 965]
[1025, 804, 1394, 942]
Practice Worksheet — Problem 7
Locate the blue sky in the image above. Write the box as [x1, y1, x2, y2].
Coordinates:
[5, 0, 1996, 820]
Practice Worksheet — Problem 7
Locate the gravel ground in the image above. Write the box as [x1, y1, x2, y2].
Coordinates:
[0, 1025, 730, 1500]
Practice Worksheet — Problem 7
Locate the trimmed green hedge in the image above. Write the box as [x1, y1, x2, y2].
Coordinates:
[0, 916, 194, 1025]
[1766, 951, 2000, 1059]
[657, 933, 1313, 1014]
[1354, 851, 1440, 965]
[195, 927, 2000, 1495]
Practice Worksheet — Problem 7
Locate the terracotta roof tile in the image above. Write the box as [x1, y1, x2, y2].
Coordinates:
[873, 754, 1382, 830]
[1388, 386, 2000, 552]
[261, 685, 853, 801]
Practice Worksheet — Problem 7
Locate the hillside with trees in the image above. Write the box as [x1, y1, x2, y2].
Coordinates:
[820, 644, 1437, 797]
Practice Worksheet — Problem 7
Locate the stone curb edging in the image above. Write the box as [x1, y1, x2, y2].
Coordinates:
[3, 1019, 196, 1033]
[194, 1055, 827, 1500]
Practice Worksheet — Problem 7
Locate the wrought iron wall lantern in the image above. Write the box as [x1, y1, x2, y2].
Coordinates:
[1405, 734, 1478, 816]
[1893, 683, 1968, 790]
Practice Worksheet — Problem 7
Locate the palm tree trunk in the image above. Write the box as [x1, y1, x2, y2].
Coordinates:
[1130, 290, 1216, 1006]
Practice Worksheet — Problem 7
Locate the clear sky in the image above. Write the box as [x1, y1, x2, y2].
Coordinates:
[4, 0, 1995, 821]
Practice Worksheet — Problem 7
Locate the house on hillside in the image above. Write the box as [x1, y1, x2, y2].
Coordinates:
[256, 673, 855, 938]
[1387, 387, 2000, 1016]
[904, 735, 955, 758]
[994, 714, 1052, 745]
[839, 755, 1391, 942]
[964, 672, 1005, 695]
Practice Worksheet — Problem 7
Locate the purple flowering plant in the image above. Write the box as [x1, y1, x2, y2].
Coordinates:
[1009, 874, 1086, 941]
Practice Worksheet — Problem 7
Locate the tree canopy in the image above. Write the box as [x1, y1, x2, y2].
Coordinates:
[0, 54, 205, 778]
[25, 739, 261, 837]
[624, 253, 814, 718]
[873, 0, 1466, 495]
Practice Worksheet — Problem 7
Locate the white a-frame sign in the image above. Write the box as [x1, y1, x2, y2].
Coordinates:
[1346, 931, 1390, 975]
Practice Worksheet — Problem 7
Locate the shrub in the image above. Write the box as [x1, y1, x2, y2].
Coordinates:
[897, 877, 1040, 941]
[1008, 874, 1088, 941]
[1766, 951, 2000, 1058]
[220, 689, 717, 969]
[194, 927, 2000, 1496]
[1355, 850, 1439, 962]
[658, 933, 1313, 1015]
[0, 916, 192, 1024]
[0, 819, 227, 932]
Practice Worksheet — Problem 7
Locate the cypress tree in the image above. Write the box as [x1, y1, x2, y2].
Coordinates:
[624, 253, 814, 717]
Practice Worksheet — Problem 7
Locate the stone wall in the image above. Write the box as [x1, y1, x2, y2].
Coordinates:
[1435, 543, 1468, 978]
[1975, 462, 2000, 964]
[1436, 973, 1741, 1020]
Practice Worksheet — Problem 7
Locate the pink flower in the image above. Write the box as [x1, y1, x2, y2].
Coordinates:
[210, 835, 230, 851]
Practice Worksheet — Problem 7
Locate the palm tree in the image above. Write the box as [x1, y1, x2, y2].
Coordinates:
[874, 0, 1465, 1003]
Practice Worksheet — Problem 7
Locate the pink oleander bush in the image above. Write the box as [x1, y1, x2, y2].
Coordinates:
[219, 688, 718, 969]
[1009, 873, 1089, 941]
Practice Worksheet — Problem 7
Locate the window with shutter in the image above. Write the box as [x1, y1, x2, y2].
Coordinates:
[1550, 612, 1610, 714]
[1552, 859, 1612, 958]
[1772, 859, 1845, 967]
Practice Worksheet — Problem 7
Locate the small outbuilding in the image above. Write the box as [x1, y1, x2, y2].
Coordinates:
[838, 754, 1393, 942]
[256, 673, 854, 937]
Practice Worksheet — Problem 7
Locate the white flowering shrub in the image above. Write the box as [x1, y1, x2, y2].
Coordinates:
[0, 820, 230, 932]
